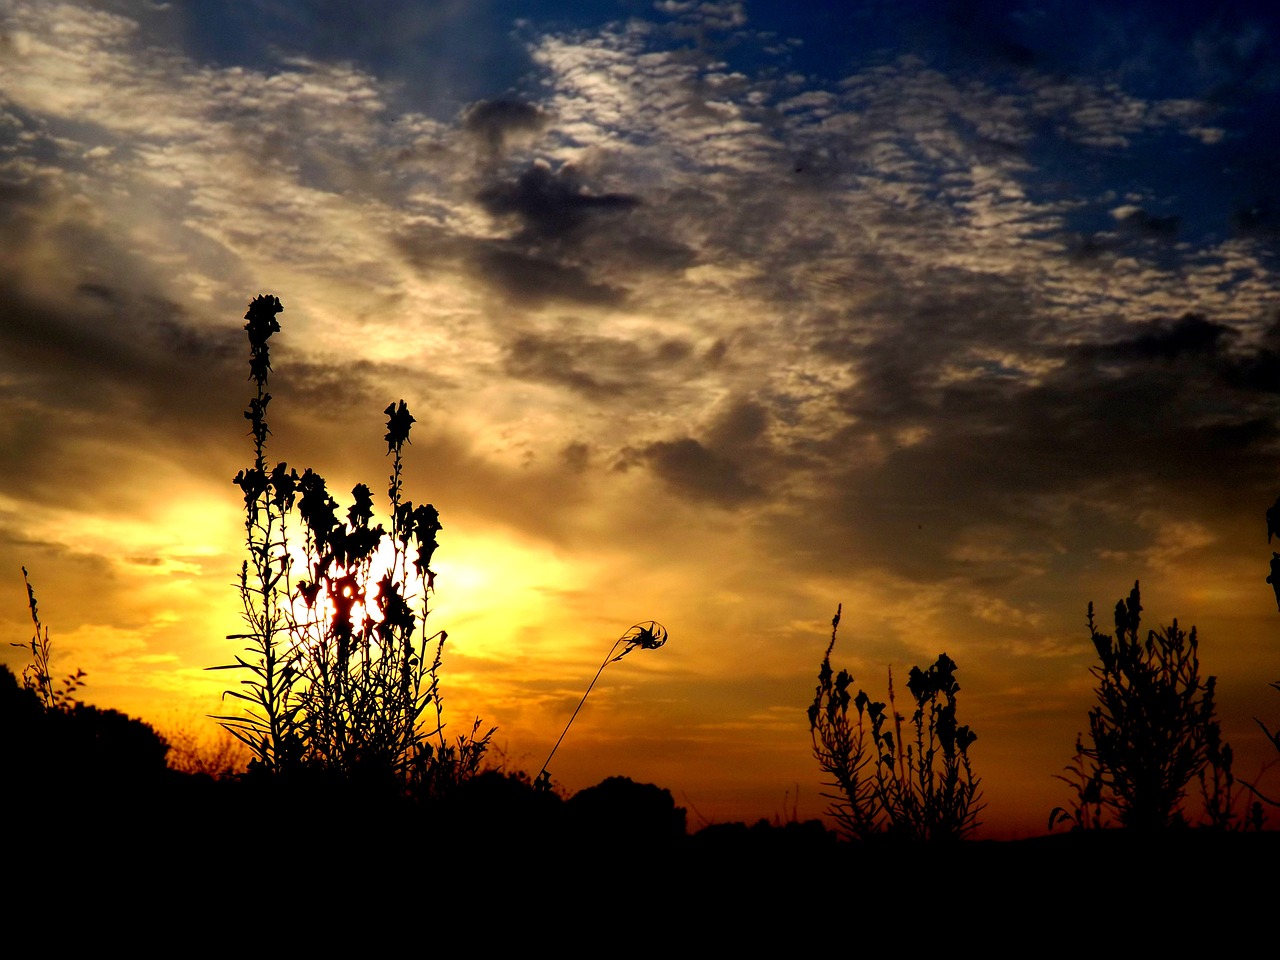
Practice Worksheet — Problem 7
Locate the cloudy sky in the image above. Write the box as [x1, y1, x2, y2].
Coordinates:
[3, 0, 1280, 836]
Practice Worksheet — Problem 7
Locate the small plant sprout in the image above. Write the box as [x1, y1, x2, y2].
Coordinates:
[536, 621, 668, 790]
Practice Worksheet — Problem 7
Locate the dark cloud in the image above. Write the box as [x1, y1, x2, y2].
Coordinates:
[618, 234, 697, 272]
[501, 329, 696, 399]
[392, 228, 628, 308]
[273, 356, 430, 418]
[705, 398, 769, 451]
[1065, 233, 1118, 262]
[925, 0, 1039, 70]
[477, 161, 639, 244]
[561, 441, 591, 473]
[1189, 12, 1280, 104]
[1067, 311, 1280, 401]
[655, 339, 693, 364]
[1082, 313, 1234, 363]
[613, 396, 775, 509]
[1113, 206, 1181, 238]
[642, 437, 763, 507]
[796, 309, 1280, 583]
[1221, 316, 1280, 393]
[504, 334, 626, 399]
[477, 247, 626, 306]
[1231, 196, 1280, 241]
[0, 279, 246, 508]
[461, 98, 549, 158]
[0, 279, 240, 413]
[821, 267, 1041, 425]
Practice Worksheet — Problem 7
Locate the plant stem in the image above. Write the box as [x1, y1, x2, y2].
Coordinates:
[538, 642, 619, 784]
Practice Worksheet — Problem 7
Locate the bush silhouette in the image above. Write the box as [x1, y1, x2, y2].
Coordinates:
[6, 572, 169, 797]
[809, 605, 983, 841]
[3, 664, 170, 795]
[1052, 581, 1239, 831]
[564, 775, 687, 846]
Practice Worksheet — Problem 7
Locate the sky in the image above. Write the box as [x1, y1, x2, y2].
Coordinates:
[3, 0, 1280, 838]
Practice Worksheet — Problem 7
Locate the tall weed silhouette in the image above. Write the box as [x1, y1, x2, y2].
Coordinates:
[809, 605, 983, 840]
[211, 294, 492, 793]
[10, 567, 85, 711]
[1051, 581, 1242, 831]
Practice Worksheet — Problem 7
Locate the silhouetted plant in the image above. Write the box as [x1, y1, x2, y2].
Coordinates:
[535, 621, 668, 790]
[1245, 681, 1280, 817]
[1259, 683, 1280, 757]
[9, 567, 85, 712]
[1256, 497, 1280, 806]
[809, 605, 983, 841]
[1050, 581, 1237, 831]
[1266, 495, 1280, 609]
[211, 294, 492, 793]
[209, 294, 302, 773]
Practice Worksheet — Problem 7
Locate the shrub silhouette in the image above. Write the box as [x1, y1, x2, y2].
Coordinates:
[2, 662, 65, 786]
[1052, 581, 1238, 831]
[211, 294, 492, 794]
[809, 605, 983, 841]
[3, 664, 170, 796]
[6, 573, 171, 793]
[564, 775, 687, 846]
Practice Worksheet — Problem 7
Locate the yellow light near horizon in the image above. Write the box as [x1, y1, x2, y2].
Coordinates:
[244, 521, 578, 670]
[430, 530, 576, 655]
[11, 484, 242, 573]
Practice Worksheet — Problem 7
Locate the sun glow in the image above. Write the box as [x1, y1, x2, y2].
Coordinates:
[275, 534, 431, 661]
[430, 528, 576, 654]
[259, 518, 573, 670]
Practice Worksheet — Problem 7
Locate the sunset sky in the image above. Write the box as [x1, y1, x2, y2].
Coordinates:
[3, 0, 1280, 838]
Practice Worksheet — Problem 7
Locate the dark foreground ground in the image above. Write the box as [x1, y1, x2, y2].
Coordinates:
[10, 766, 1277, 949]
[6, 671, 1273, 946]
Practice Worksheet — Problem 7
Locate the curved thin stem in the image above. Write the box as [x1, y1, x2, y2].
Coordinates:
[537, 640, 622, 784]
